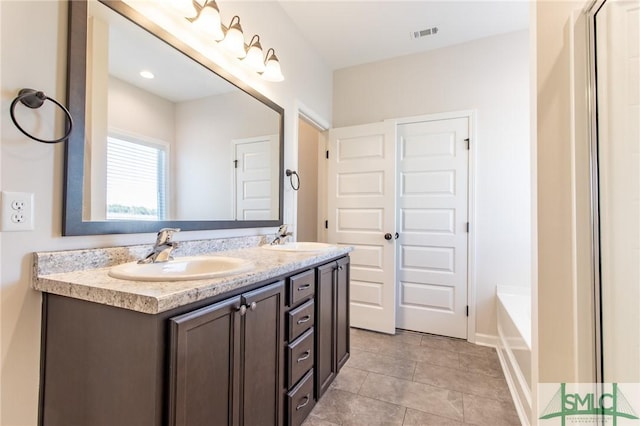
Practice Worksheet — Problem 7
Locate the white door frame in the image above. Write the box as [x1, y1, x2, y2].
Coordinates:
[393, 110, 477, 343]
[295, 100, 331, 242]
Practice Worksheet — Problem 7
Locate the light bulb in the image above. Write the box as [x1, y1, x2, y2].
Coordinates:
[220, 16, 246, 58]
[243, 36, 265, 73]
[262, 49, 284, 82]
[190, 1, 224, 41]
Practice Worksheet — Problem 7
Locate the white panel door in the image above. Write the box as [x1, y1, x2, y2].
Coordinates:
[234, 135, 278, 220]
[327, 121, 397, 334]
[396, 117, 469, 338]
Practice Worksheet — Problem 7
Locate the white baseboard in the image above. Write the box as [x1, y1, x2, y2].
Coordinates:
[473, 332, 498, 347]
[475, 332, 529, 425]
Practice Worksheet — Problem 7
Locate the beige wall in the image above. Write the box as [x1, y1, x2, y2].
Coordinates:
[296, 118, 319, 242]
[535, 0, 596, 385]
[0, 1, 332, 424]
[333, 30, 531, 339]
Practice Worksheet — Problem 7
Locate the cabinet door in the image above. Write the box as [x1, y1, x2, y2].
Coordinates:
[169, 296, 242, 426]
[336, 256, 350, 370]
[241, 281, 285, 426]
[315, 262, 336, 398]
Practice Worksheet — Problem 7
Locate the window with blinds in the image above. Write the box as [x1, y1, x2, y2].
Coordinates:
[106, 136, 167, 220]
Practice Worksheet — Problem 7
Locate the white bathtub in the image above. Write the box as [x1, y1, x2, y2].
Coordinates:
[496, 286, 532, 425]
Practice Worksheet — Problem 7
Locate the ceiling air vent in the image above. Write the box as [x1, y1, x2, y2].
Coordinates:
[411, 26, 439, 40]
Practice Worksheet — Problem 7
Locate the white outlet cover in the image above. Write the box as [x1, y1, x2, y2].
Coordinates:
[1, 191, 34, 231]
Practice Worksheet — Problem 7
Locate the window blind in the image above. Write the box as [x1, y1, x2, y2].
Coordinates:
[106, 136, 166, 220]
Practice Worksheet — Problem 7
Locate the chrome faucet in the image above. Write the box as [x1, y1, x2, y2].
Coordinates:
[271, 224, 293, 245]
[138, 228, 180, 264]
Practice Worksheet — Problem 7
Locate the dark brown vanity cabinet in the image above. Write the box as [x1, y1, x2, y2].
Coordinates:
[315, 256, 350, 399]
[168, 281, 284, 426]
[38, 255, 349, 426]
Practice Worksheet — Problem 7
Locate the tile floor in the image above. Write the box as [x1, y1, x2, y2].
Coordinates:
[303, 328, 521, 426]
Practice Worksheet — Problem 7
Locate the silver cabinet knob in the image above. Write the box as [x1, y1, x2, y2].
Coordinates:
[238, 305, 247, 316]
[249, 301, 257, 311]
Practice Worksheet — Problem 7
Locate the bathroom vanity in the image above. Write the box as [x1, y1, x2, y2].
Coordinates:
[33, 241, 350, 426]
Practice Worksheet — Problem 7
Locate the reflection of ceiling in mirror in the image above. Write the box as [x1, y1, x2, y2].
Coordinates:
[90, 1, 237, 103]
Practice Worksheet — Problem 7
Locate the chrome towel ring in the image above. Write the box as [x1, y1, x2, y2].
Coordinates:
[9, 88, 73, 144]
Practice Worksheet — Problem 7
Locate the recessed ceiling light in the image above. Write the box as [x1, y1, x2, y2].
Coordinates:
[140, 70, 155, 79]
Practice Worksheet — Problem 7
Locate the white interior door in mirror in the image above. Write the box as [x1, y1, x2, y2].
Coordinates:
[234, 135, 279, 221]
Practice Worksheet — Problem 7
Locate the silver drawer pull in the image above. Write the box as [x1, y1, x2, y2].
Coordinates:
[297, 283, 311, 291]
[296, 394, 310, 411]
[296, 315, 311, 324]
[297, 350, 311, 363]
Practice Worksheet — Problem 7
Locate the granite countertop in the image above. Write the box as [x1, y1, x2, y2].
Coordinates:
[33, 244, 351, 315]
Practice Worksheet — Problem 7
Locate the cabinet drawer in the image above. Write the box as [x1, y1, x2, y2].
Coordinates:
[288, 270, 315, 306]
[287, 327, 314, 388]
[287, 369, 315, 426]
[287, 299, 315, 341]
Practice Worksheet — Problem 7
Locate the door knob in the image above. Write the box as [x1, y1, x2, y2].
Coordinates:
[384, 233, 393, 240]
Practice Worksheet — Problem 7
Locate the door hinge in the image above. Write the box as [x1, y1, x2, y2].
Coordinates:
[466, 305, 469, 317]
[233, 159, 238, 169]
[464, 138, 470, 150]
[325, 220, 328, 229]
[466, 222, 470, 232]
[326, 150, 329, 159]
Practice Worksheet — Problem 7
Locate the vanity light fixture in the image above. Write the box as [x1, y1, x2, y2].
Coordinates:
[220, 16, 246, 58]
[182, 2, 284, 81]
[243, 35, 266, 73]
[187, 0, 224, 41]
[261, 48, 284, 82]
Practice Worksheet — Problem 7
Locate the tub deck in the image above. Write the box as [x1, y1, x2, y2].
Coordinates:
[496, 286, 532, 425]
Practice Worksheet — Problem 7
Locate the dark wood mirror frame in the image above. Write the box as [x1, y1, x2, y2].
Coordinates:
[63, 0, 285, 236]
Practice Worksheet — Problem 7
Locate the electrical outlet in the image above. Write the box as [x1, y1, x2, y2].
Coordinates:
[1, 191, 34, 231]
[12, 213, 25, 223]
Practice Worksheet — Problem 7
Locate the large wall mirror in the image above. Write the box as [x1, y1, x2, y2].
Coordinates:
[64, 0, 284, 235]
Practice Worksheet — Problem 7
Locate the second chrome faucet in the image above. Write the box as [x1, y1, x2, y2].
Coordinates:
[138, 228, 180, 264]
[271, 224, 293, 245]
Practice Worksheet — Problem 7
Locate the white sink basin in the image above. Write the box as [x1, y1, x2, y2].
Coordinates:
[262, 242, 333, 252]
[109, 256, 254, 281]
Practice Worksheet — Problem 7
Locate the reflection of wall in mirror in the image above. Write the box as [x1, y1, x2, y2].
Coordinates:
[86, 10, 177, 221]
[103, 81, 279, 221]
[85, 13, 110, 220]
[175, 92, 279, 221]
[96, 77, 175, 219]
